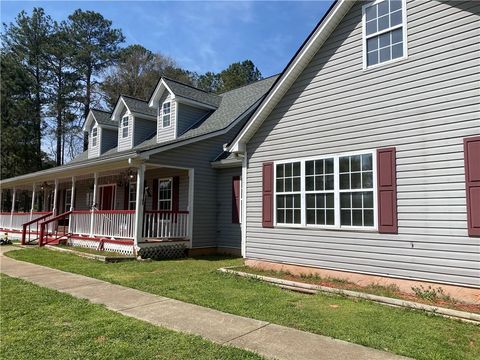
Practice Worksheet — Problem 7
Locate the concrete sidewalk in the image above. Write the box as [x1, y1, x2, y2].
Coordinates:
[0, 246, 409, 360]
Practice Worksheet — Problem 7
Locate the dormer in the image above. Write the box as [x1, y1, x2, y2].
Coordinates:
[148, 77, 221, 143]
[111, 95, 157, 151]
[83, 109, 118, 159]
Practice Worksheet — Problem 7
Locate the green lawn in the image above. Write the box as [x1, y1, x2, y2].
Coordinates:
[7, 248, 480, 360]
[0, 274, 262, 360]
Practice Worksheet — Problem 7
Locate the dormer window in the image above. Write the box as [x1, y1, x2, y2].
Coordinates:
[363, 0, 407, 69]
[121, 115, 129, 138]
[91, 127, 98, 147]
[162, 102, 171, 128]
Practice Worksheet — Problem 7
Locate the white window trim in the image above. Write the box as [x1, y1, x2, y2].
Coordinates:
[128, 182, 136, 210]
[65, 188, 72, 211]
[157, 177, 173, 211]
[273, 150, 378, 231]
[121, 115, 129, 138]
[91, 127, 98, 147]
[161, 101, 172, 128]
[362, 0, 408, 70]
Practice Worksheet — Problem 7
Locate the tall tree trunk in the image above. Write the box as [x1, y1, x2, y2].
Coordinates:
[34, 65, 42, 170]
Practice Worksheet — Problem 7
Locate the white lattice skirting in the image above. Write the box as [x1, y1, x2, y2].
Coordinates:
[67, 238, 134, 256]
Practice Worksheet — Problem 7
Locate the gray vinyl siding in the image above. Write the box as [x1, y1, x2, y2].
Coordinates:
[216, 167, 242, 249]
[150, 120, 246, 248]
[101, 128, 118, 154]
[157, 93, 176, 143]
[118, 108, 133, 151]
[133, 117, 156, 146]
[144, 168, 189, 211]
[73, 176, 125, 211]
[88, 124, 100, 158]
[177, 103, 209, 136]
[245, 0, 480, 287]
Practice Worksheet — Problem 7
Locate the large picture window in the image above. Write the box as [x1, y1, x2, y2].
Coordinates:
[363, 0, 407, 68]
[275, 152, 376, 229]
[157, 178, 172, 211]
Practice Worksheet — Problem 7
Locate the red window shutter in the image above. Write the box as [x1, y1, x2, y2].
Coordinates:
[152, 179, 158, 210]
[464, 136, 480, 237]
[232, 176, 241, 224]
[377, 148, 398, 234]
[124, 184, 129, 210]
[262, 162, 274, 228]
[172, 176, 180, 212]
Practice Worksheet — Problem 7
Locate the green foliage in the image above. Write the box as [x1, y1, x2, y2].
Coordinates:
[8, 248, 480, 360]
[411, 285, 452, 302]
[0, 275, 262, 359]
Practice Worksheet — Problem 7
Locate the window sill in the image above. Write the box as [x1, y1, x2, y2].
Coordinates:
[363, 55, 408, 71]
[274, 224, 378, 233]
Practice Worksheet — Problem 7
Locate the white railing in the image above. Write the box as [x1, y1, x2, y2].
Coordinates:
[0, 212, 50, 231]
[69, 210, 135, 239]
[143, 211, 189, 239]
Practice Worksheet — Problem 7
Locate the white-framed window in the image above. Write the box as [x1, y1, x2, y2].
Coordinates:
[91, 127, 98, 147]
[162, 102, 171, 128]
[274, 151, 377, 230]
[157, 178, 172, 210]
[65, 189, 72, 211]
[121, 115, 129, 138]
[128, 182, 136, 210]
[86, 191, 94, 208]
[363, 0, 407, 69]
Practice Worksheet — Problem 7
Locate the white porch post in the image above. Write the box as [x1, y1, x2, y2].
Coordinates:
[90, 173, 98, 237]
[30, 184, 36, 220]
[70, 176, 76, 211]
[9, 188, 16, 230]
[187, 168, 194, 249]
[133, 164, 145, 248]
[52, 179, 59, 216]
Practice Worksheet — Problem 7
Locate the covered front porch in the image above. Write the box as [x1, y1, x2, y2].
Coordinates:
[0, 161, 194, 257]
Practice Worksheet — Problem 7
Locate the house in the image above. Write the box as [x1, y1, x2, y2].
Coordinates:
[0, 75, 278, 257]
[227, 0, 480, 297]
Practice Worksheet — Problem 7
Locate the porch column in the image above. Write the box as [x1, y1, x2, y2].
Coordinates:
[10, 188, 16, 230]
[30, 184, 36, 220]
[133, 164, 145, 248]
[52, 179, 59, 216]
[90, 173, 98, 237]
[70, 176, 76, 211]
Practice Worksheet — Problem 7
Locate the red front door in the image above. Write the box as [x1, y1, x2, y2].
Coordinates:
[99, 185, 115, 210]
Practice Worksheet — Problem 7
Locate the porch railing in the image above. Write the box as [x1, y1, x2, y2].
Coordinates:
[0, 212, 51, 231]
[143, 211, 189, 239]
[69, 210, 135, 239]
[22, 212, 54, 244]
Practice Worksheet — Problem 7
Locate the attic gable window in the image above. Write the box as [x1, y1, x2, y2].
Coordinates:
[121, 115, 129, 138]
[91, 127, 98, 147]
[363, 0, 407, 68]
[162, 102, 171, 128]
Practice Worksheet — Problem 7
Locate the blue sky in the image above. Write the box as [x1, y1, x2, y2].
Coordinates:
[1, 1, 334, 77]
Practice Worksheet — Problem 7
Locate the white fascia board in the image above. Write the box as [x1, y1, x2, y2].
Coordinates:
[111, 97, 129, 121]
[82, 112, 97, 131]
[148, 78, 175, 108]
[227, 0, 351, 154]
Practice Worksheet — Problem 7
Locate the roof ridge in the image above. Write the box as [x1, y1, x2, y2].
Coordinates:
[218, 74, 280, 95]
[91, 108, 112, 114]
[162, 76, 219, 96]
[121, 94, 149, 102]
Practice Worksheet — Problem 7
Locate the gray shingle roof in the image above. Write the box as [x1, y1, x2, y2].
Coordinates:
[91, 109, 116, 127]
[163, 78, 222, 108]
[122, 95, 157, 117]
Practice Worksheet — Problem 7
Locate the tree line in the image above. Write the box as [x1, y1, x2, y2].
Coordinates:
[1, 7, 262, 180]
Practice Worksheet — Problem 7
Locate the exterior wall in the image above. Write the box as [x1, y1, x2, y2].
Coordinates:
[216, 167, 242, 249]
[88, 123, 100, 158]
[101, 128, 118, 154]
[133, 117, 156, 146]
[144, 168, 189, 211]
[150, 119, 246, 248]
[177, 103, 209, 137]
[245, 1, 480, 287]
[156, 93, 176, 143]
[117, 108, 133, 152]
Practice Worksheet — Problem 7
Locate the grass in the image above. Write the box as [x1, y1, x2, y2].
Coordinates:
[7, 247, 480, 360]
[55, 244, 132, 258]
[0, 274, 263, 360]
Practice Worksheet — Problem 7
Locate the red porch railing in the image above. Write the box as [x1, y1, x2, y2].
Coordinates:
[0, 211, 50, 231]
[39, 211, 72, 246]
[69, 210, 135, 239]
[143, 211, 189, 239]
[21, 212, 53, 245]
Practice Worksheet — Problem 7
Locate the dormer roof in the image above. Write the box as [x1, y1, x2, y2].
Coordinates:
[83, 108, 116, 131]
[149, 77, 221, 110]
[111, 95, 156, 121]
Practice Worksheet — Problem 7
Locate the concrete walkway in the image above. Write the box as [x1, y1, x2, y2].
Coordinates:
[0, 246, 409, 360]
